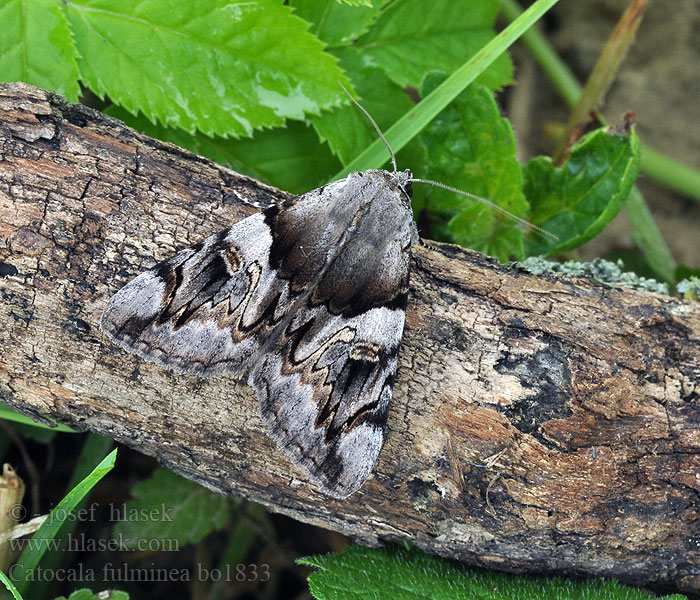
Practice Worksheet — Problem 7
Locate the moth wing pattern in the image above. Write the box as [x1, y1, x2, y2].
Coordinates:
[100, 212, 288, 377]
[251, 300, 407, 498]
[101, 169, 415, 498]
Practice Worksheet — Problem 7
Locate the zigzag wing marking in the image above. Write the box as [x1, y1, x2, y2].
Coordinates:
[100, 175, 360, 377]
[250, 300, 407, 498]
[100, 212, 293, 377]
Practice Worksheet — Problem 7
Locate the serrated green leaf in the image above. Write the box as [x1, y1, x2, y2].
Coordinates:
[449, 207, 526, 261]
[0, 0, 80, 101]
[291, 0, 381, 46]
[299, 545, 688, 600]
[63, 0, 349, 137]
[112, 468, 228, 549]
[107, 105, 340, 194]
[354, 0, 513, 91]
[524, 127, 641, 256]
[54, 589, 130, 600]
[420, 76, 527, 261]
[310, 47, 414, 167]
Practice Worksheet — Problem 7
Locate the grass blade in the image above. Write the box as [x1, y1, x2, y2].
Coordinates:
[12, 449, 117, 594]
[0, 404, 76, 434]
[22, 435, 115, 600]
[0, 569, 22, 600]
[625, 188, 677, 284]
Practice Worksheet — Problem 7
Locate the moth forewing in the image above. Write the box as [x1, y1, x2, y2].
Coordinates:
[101, 213, 276, 378]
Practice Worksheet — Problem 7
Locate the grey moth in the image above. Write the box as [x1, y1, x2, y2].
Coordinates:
[101, 162, 415, 499]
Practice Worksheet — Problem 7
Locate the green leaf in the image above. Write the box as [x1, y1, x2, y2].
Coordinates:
[112, 468, 229, 549]
[420, 76, 528, 262]
[625, 188, 676, 284]
[354, 0, 512, 91]
[299, 545, 688, 600]
[290, 0, 382, 46]
[524, 126, 641, 256]
[63, 0, 349, 137]
[106, 105, 340, 194]
[310, 47, 414, 167]
[12, 450, 117, 595]
[0, 0, 80, 101]
[0, 402, 76, 432]
[54, 589, 130, 600]
[23, 435, 115, 600]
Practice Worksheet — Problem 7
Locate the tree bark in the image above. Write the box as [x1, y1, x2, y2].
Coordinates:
[1, 82, 699, 596]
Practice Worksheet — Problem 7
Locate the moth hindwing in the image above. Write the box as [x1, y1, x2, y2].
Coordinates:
[101, 168, 415, 498]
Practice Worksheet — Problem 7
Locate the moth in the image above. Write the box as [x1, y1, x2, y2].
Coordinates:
[101, 92, 550, 498]
[101, 96, 416, 498]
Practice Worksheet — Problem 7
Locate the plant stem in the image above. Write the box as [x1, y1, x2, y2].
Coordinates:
[553, 0, 648, 161]
[500, 0, 700, 204]
[640, 145, 700, 202]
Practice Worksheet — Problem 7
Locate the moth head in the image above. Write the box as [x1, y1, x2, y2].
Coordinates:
[393, 169, 413, 203]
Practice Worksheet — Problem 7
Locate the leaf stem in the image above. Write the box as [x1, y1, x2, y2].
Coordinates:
[552, 0, 649, 161]
[500, 0, 700, 204]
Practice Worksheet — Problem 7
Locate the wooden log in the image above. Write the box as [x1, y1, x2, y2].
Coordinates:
[1, 82, 698, 596]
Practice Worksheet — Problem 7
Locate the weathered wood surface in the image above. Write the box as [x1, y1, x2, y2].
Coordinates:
[1, 82, 699, 596]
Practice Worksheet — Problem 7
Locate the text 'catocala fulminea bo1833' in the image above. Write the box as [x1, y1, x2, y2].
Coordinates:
[101, 97, 417, 498]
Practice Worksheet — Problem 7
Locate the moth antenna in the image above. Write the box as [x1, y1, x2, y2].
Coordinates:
[338, 81, 398, 174]
[411, 178, 559, 242]
[337, 82, 555, 242]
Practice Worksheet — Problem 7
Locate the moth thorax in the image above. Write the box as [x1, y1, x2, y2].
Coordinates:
[392, 169, 413, 199]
